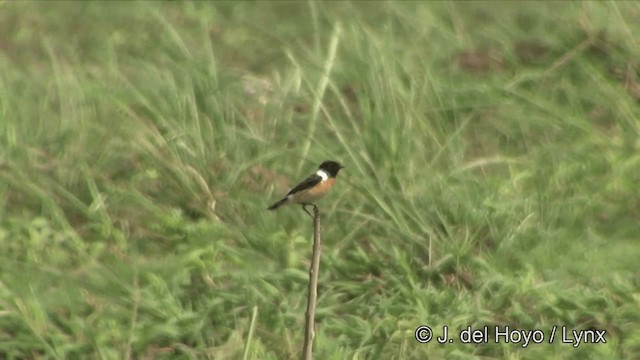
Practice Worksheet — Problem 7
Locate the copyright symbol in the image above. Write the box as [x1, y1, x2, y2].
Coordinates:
[415, 325, 433, 343]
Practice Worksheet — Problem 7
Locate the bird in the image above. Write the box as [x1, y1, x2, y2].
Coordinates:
[267, 160, 344, 216]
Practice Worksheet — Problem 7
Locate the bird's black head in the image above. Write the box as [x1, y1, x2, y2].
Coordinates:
[319, 160, 344, 177]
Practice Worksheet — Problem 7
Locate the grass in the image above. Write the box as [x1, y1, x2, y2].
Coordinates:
[1, 1, 639, 359]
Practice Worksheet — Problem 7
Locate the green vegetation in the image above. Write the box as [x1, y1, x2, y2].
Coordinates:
[1, 2, 639, 359]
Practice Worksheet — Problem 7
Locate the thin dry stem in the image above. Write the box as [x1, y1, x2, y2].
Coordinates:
[301, 205, 321, 360]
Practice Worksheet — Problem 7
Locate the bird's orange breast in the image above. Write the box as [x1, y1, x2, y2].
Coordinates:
[292, 178, 336, 204]
[308, 177, 335, 195]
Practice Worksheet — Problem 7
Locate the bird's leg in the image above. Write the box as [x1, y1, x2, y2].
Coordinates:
[302, 204, 315, 219]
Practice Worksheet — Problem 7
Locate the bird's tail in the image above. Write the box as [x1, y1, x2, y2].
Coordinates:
[267, 197, 288, 210]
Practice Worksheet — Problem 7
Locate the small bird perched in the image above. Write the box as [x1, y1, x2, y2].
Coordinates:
[267, 160, 344, 216]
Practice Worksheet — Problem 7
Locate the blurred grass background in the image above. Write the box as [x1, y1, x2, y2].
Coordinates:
[0, 1, 639, 359]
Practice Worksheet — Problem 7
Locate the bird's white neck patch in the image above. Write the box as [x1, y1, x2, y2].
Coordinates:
[316, 169, 329, 181]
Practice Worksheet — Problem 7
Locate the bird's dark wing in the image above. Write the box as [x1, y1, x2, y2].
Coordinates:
[286, 173, 322, 196]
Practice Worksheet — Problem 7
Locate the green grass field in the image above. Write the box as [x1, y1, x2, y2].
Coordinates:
[1, 2, 639, 359]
